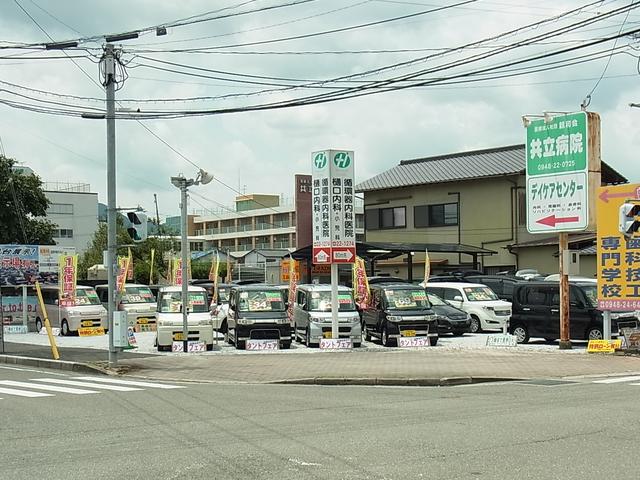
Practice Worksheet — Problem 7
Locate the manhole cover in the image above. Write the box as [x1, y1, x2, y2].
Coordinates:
[519, 379, 578, 387]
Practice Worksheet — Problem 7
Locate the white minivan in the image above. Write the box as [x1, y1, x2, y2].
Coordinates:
[423, 282, 512, 333]
[36, 285, 108, 336]
[155, 286, 214, 351]
[96, 284, 157, 330]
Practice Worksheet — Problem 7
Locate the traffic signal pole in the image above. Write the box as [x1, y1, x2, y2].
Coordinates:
[104, 44, 118, 367]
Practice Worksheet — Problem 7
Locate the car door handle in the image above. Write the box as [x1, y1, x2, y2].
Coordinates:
[521, 308, 531, 311]
[551, 309, 559, 313]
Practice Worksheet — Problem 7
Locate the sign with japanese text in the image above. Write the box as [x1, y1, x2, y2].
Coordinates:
[398, 337, 429, 348]
[319, 338, 353, 349]
[287, 256, 298, 322]
[127, 247, 133, 281]
[246, 339, 279, 351]
[587, 339, 622, 353]
[0, 245, 39, 285]
[58, 254, 77, 307]
[597, 183, 640, 310]
[526, 111, 600, 233]
[38, 246, 75, 274]
[280, 258, 300, 283]
[352, 256, 370, 309]
[116, 256, 129, 293]
[312, 149, 356, 264]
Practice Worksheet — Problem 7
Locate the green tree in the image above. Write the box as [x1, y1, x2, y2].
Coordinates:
[0, 155, 56, 244]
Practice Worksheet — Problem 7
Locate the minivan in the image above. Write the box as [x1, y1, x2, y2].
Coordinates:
[155, 286, 214, 351]
[362, 283, 439, 346]
[423, 282, 512, 333]
[96, 284, 157, 330]
[226, 284, 291, 350]
[36, 285, 107, 336]
[509, 281, 618, 343]
[292, 284, 361, 347]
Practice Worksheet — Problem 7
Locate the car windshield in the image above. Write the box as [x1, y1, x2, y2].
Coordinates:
[309, 291, 356, 312]
[384, 288, 430, 310]
[122, 286, 155, 304]
[238, 290, 286, 312]
[74, 288, 101, 306]
[463, 287, 499, 301]
[581, 285, 597, 308]
[159, 291, 209, 313]
[426, 293, 447, 306]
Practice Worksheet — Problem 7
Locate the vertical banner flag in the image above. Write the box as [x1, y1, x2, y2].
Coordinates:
[173, 258, 183, 286]
[211, 252, 220, 304]
[117, 256, 129, 293]
[287, 256, 298, 321]
[58, 254, 77, 307]
[127, 247, 133, 281]
[424, 249, 430, 285]
[352, 256, 370, 309]
[149, 248, 155, 285]
[226, 254, 231, 283]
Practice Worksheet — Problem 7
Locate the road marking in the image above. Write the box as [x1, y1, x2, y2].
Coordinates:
[75, 377, 186, 389]
[0, 380, 98, 395]
[592, 375, 640, 384]
[30, 378, 143, 392]
[0, 366, 68, 376]
[0, 386, 52, 398]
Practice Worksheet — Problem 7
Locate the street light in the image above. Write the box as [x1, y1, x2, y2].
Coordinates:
[629, 103, 640, 108]
[171, 169, 213, 351]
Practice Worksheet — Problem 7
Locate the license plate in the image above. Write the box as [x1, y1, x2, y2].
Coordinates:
[401, 329, 416, 337]
[81, 321, 94, 327]
[173, 332, 185, 341]
[137, 318, 148, 324]
[323, 331, 332, 338]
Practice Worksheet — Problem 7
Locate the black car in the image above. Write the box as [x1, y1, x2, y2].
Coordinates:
[509, 281, 617, 343]
[426, 293, 470, 336]
[463, 275, 521, 302]
[362, 283, 438, 347]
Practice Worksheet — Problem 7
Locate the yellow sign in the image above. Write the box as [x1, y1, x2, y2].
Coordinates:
[587, 339, 622, 353]
[78, 327, 106, 337]
[281, 259, 300, 283]
[596, 183, 640, 310]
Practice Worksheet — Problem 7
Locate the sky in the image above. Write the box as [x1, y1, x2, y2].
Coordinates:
[0, 0, 639, 225]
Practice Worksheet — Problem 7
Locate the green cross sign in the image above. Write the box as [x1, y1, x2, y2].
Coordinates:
[313, 152, 327, 169]
[333, 152, 351, 169]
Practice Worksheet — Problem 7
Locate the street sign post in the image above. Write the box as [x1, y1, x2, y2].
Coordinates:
[525, 111, 601, 350]
[312, 149, 356, 340]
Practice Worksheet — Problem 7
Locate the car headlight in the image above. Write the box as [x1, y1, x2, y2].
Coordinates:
[198, 318, 212, 326]
[387, 315, 403, 322]
[482, 306, 494, 311]
[310, 317, 323, 323]
[237, 318, 254, 325]
[425, 315, 436, 321]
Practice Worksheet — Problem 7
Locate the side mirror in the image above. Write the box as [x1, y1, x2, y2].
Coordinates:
[571, 301, 585, 309]
[54, 299, 59, 306]
[453, 295, 463, 302]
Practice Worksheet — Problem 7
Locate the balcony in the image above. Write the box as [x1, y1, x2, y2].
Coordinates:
[273, 241, 290, 249]
[255, 242, 271, 249]
[237, 244, 253, 251]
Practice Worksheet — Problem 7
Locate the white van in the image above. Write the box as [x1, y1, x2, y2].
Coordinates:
[155, 286, 214, 351]
[96, 284, 157, 330]
[36, 285, 108, 336]
[423, 282, 512, 333]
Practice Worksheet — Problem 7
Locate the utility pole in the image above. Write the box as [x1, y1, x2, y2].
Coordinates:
[179, 179, 190, 352]
[104, 43, 118, 367]
[154, 193, 161, 234]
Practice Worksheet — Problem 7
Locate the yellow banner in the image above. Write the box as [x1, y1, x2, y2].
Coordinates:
[58, 254, 77, 307]
[78, 327, 106, 337]
[117, 256, 129, 292]
[287, 256, 298, 321]
[352, 256, 370, 308]
[424, 248, 431, 284]
[587, 339, 622, 353]
[211, 252, 220, 303]
[127, 247, 133, 281]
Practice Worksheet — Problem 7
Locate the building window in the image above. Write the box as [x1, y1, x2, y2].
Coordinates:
[414, 203, 457, 228]
[47, 203, 74, 215]
[53, 229, 73, 238]
[365, 207, 406, 230]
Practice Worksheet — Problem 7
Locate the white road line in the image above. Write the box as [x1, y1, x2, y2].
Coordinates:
[75, 377, 185, 389]
[0, 386, 52, 398]
[0, 380, 98, 395]
[30, 378, 142, 392]
[593, 375, 640, 384]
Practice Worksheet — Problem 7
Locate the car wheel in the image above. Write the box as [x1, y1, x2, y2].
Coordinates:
[452, 330, 465, 336]
[382, 325, 396, 347]
[220, 319, 228, 333]
[587, 326, 603, 341]
[206, 343, 214, 351]
[512, 324, 530, 344]
[364, 324, 372, 342]
[429, 336, 439, 347]
[281, 341, 291, 349]
[305, 327, 311, 348]
[61, 320, 70, 337]
[35, 317, 43, 332]
[354, 342, 361, 348]
[469, 316, 482, 333]
[235, 339, 246, 350]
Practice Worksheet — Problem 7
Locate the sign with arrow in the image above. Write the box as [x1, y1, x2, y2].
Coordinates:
[525, 111, 600, 234]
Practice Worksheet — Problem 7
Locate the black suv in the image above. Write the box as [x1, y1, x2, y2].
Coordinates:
[509, 281, 617, 343]
[362, 283, 438, 347]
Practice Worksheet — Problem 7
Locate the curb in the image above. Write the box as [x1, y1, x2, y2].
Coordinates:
[0, 354, 108, 375]
[268, 376, 522, 386]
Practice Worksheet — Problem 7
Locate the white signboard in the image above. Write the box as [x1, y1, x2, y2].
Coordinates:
[398, 336, 429, 348]
[172, 341, 207, 352]
[319, 338, 353, 349]
[246, 339, 279, 351]
[39, 327, 61, 336]
[486, 334, 518, 347]
[38, 246, 76, 273]
[4, 325, 28, 334]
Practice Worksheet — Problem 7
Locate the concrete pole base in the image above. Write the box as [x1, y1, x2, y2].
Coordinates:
[559, 340, 573, 350]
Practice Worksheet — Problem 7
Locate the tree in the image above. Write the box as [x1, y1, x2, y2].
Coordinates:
[0, 155, 56, 244]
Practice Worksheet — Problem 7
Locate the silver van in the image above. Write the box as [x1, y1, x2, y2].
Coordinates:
[96, 284, 157, 330]
[292, 284, 361, 347]
[36, 285, 107, 336]
[155, 286, 214, 351]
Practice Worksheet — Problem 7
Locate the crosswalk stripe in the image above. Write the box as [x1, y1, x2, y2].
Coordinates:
[30, 378, 143, 392]
[0, 380, 98, 395]
[593, 375, 640, 384]
[0, 386, 52, 398]
[75, 377, 185, 389]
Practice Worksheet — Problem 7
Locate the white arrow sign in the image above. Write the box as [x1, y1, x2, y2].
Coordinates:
[333, 250, 353, 261]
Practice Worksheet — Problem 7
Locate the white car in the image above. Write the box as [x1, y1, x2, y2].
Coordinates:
[422, 282, 512, 333]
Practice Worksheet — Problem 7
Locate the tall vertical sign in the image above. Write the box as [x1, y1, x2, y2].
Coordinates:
[312, 150, 356, 264]
[58, 254, 77, 307]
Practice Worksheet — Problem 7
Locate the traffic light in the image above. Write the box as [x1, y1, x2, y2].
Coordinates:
[126, 211, 148, 242]
[618, 203, 640, 238]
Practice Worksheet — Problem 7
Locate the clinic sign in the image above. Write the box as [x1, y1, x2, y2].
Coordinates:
[526, 112, 600, 233]
[311, 150, 356, 264]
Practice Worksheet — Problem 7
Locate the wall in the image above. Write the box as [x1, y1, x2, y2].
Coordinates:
[294, 174, 312, 248]
[45, 191, 98, 254]
[517, 247, 596, 278]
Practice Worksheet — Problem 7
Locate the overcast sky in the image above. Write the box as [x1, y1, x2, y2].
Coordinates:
[0, 0, 639, 223]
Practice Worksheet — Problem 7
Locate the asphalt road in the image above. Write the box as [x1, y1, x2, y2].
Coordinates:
[1, 365, 638, 480]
